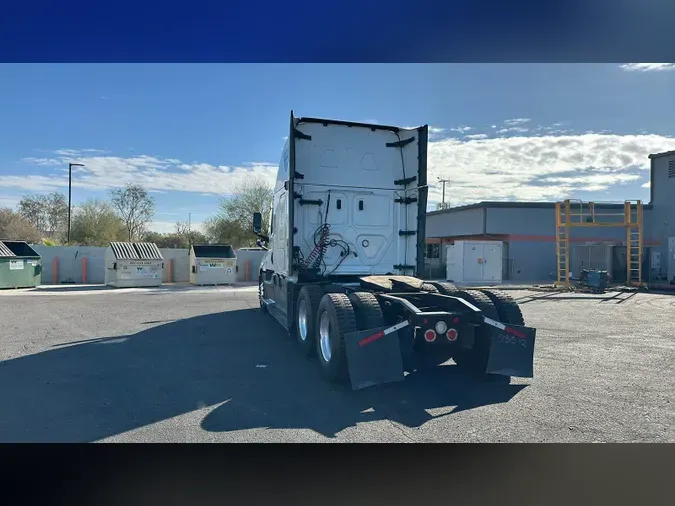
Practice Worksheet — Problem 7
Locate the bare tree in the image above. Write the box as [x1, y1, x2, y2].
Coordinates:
[16, 192, 68, 238]
[175, 220, 205, 247]
[175, 221, 189, 236]
[109, 184, 155, 241]
[44, 192, 68, 237]
[18, 195, 47, 232]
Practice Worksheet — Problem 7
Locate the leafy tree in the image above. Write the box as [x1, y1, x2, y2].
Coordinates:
[205, 177, 273, 248]
[70, 199, 126, 246]
[218, 177, 273, 237]
[109, 184, 155, 241]
[203, 216, 255, 248]
[0, 208, 42, 243]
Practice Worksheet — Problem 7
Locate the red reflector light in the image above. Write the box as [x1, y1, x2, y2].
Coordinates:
[446, 328, 458, 342]
[453, 317, 459, 324]
[424, 329, 436, 342]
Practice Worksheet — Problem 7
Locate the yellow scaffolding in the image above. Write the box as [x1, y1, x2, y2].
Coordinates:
[554, 199, 644, 288]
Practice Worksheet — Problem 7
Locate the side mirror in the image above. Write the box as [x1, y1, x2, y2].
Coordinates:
[253, 212, 262, 234]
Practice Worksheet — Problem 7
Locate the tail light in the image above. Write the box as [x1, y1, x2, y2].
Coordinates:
[446, 328, 458, 342]
[424, 329, 437, 343]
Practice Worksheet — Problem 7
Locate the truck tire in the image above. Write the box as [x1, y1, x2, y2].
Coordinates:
[420, 283, 439, 292]
[428, 281, 458, 294]
[316, 293, 357, 383]
[295, 285, 326, 356]
[479, 290, 525, 326]
[452, 290, 500, 374]
[348, 292, 384, 330]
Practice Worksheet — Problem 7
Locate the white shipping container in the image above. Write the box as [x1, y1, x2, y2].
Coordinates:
[446, 240, 503, 284]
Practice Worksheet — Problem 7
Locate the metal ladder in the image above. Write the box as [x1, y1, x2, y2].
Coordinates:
[626, 201, 643, 286]
[555, 201, 570, 286]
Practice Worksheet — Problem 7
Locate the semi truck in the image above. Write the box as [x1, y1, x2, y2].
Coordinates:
[253, 112, 536, 390]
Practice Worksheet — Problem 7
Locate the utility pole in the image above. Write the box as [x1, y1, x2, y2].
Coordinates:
[437, 177, 450, 209]
[188, 213, 192, 249]
[67, 163, 85, 243]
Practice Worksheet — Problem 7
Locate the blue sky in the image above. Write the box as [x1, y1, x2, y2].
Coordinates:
[1, 63, 674, 233]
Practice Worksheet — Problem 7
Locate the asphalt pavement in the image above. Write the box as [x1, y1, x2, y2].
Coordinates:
[0, 285, 672, 442]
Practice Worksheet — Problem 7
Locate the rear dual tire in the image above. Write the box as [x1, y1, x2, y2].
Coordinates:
[295, 285, 326, 356]
[480, 289, 525, 326]
[316, 293, 357, 382]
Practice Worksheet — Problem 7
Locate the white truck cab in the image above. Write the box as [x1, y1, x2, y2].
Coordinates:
[252, 112, 536, 390]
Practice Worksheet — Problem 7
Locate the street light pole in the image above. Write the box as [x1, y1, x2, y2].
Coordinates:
[67, 163, 85, 243]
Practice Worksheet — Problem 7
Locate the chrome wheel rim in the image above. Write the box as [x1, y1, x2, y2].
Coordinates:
[319, 311, 332, 362]
[298, 299, 309, 341]
[259, 280, 264, 305]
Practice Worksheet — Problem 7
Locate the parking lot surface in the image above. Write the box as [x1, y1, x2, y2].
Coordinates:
[0, 285, 673, 442]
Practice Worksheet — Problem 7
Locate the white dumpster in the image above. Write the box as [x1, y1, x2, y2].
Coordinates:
[104, 242, 164, 288]
[189, 244, 237, 285]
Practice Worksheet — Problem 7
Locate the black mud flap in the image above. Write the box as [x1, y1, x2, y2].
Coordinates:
[343, 322, 408, 390]
[484, 318, 536, 378]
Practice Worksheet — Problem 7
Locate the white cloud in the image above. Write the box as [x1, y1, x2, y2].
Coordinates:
[425, 133, 675, 207]
[496, 127, 529, 135]
[619, 63, 675, 72]
[7, 133, 675, 213]
[538, 173, 640, 192]
[449, 126, 473, 134]
[6, 149, 278, 195]
[641, 181, 650, 188]
[21, 157, 63, 166]
[504, 118, 531, 126]
[54, 148, 107, 156]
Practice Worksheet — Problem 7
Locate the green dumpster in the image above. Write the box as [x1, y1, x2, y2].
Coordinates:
[0, 240, 42, 289]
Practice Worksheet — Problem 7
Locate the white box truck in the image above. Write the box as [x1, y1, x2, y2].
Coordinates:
[253, 112, 536, 390]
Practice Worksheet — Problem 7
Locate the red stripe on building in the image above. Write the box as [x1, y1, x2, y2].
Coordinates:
[427, 235, 661, 246]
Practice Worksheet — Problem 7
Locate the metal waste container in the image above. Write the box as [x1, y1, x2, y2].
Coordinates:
[189, 244, 237, 285]
[104, 242, 164, 288]
[0, 240, 42, 289]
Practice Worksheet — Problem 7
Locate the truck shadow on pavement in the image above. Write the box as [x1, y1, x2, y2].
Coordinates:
[0, 308, 526, 442]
